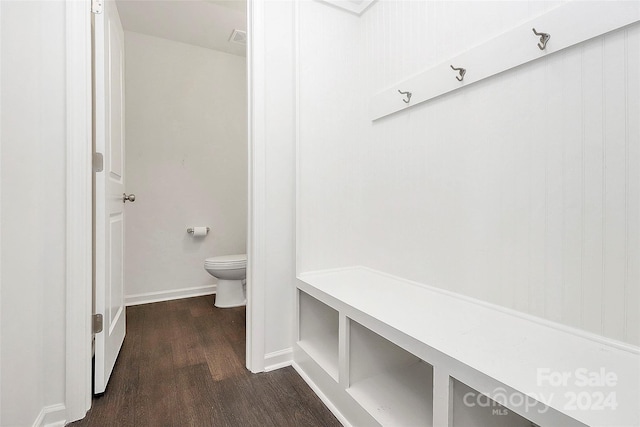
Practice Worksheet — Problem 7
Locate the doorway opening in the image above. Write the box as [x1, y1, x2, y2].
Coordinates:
[91, 0, 251, 395]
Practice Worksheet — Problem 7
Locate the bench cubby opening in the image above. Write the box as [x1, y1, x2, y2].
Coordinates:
[297, 290, 340, 381]
[451, 378, 534, 427]
[347, 319, 434, 427]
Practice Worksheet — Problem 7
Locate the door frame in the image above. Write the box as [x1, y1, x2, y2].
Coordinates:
[65, 0, 93, 421]
[64, 0, 264, 422]
[245, 0, 266, 374]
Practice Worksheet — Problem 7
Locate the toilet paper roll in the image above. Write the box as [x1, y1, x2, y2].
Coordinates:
[191, 226, 209, 237]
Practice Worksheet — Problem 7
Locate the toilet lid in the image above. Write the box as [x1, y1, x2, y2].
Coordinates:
[205, 254, 247, 268]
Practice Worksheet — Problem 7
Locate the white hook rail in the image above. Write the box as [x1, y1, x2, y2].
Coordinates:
[375, 1, 640, 121]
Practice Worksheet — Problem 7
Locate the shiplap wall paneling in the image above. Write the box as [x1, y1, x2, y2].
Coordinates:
[360, 6, 640, 345]
[559, 43, 584, 330]
[626, 24, 640, 346]
[297, 0, 640, 346]
[297, 0, 363, 273]
[603, 29, 627, 342]
[581, 35, 606, 338]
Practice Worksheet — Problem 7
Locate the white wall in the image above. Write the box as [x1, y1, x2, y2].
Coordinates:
[297, 1, 639, 346]
[124, 31, 247, 302]
[0, 1, 67, 425]
[297, 1, 364, 274]
[262, 0, 296, 359]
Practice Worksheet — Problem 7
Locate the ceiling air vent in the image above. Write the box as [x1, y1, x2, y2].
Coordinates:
[318, 0, 376, 15]
[229, 29, 247, 45]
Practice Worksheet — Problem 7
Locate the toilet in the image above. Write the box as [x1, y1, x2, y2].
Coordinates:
[204, 254, 247, 308]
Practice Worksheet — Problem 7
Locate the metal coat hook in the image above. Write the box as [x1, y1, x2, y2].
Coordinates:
[532, 28, 550, 50]
[450, 65, 466, 82]
[398, 89, 412, 104]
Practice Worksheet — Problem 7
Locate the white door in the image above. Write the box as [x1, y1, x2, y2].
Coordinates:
[94, 0, 128, 394]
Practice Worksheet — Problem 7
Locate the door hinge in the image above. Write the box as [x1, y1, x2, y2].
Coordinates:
[93, 152, 104, 172]
[93, 313, 104, 334]
[91, 0, 103, 14]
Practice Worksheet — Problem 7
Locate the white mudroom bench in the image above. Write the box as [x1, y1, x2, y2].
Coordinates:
[293, 266, 639, 427]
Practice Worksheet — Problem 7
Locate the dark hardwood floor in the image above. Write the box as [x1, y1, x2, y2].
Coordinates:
[69, 296, 341, 427]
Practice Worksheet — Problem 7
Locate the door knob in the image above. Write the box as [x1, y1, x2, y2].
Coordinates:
[123, 193, 135, 203]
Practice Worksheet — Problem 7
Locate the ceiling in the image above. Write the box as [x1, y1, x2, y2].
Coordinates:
[115, 0, 247, 57]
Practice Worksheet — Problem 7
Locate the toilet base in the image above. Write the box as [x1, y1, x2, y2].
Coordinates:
[214, 279, 246, 308]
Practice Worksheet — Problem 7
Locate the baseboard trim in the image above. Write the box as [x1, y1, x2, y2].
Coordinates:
[32, 403, 66, 427]
[125, 285, 216, 306]
[291, 362, 351, 427]
[263, 348, 293, 372]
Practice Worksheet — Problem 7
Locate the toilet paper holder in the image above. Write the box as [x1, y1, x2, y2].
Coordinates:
[187, 227, 210, 234]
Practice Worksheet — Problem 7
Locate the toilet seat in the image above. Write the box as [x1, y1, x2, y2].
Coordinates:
[204, 254, 247, 270]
